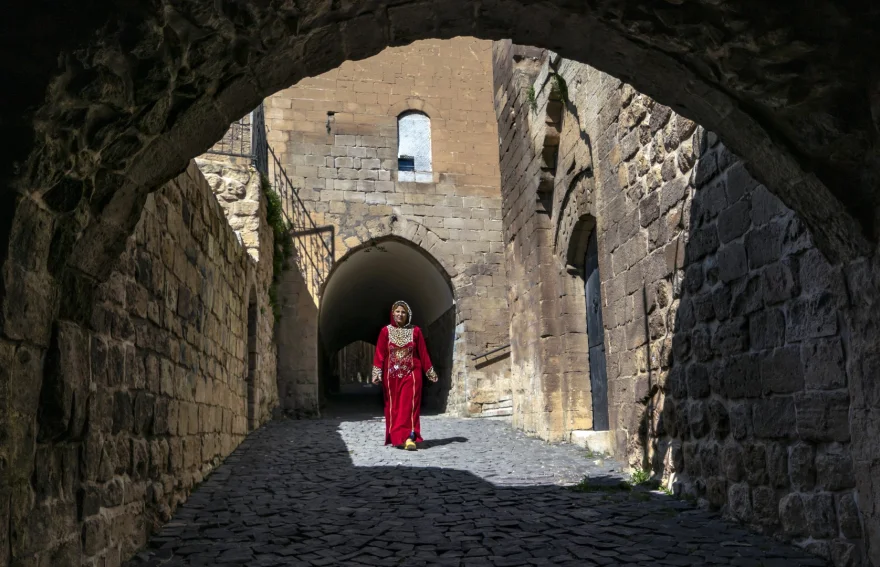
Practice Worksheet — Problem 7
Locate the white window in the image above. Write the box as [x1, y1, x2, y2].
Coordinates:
[397, 111, 432, 183]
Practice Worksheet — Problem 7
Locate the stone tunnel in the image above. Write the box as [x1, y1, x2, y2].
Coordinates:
[3, 1, 880, 566]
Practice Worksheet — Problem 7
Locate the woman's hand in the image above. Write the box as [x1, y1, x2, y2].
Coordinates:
[428, 374, 438, 383]
[372, 376, 381, 385]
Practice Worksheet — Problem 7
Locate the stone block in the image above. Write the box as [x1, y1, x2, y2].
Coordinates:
[752, 486, 779, 527]
[803, 493, 838, 539]
[112, 392, 134, 434]
[749, 308, 785, 350]
[802, 338, 846, 390]
[639, 192, 660, 227]
[760, 346, 804, 395]
[686, 225, 719, 262]
[723, 443, 744, 481]
[751, 185, 786, 226]
[729, 403, 753, 440]
[728, 482, 752, 522]
[837, 492, 863, 539]
[705, 475, 727, 509]
[712, 317, 748, 357]
[816, 452, 855, 491]
[689, 401, 709, 438]
[752, 397, 796, 439]
[717, 242, 748, 283]
[698, 442, 721, 476]
[694, 152, 718, 187]
[660, 176, 688, 213]
[692, 294, 715, 322]
[717, 199, 751, 243]
[766, 443, 789, 488]
[686, 364, 710, 398]
[721, 354, 760, 399]
[725, 162, 759, 203]
[743, 442, 768, 484]
[730, 275, 763, 317]
[795, 391, 850, 442]
[708, 399, 729, 439]
[762, 259, 798, 305]
[780, 493, 807, 536]
[711, 286, 732, 321]
[788, 443, 816, 491]
[746, 220, 784, 269]
[82, 515, 110, 556]
[831, 540, 860, 567]
[691, 328, 712, 362]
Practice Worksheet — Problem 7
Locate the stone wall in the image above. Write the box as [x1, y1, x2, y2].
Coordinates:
[493, 43, 865, 565]
[276, 266, 319, 416]
[2, 162, 277, 566]
[265, 37, 510, 417]
[493, 42, 593, 440]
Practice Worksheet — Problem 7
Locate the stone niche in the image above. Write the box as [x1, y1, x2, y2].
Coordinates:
[3, 161, 278, 566]
[493, 41, 867, 566]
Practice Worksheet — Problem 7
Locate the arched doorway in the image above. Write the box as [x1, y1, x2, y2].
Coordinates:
[319, 238, 456, 415]
[583, 227, 609, 431]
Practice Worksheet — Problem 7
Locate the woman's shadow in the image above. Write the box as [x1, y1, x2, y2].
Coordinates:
[419, 436, 468, 449]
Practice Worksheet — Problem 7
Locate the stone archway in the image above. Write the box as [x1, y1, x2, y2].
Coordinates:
[319, 236, 457, 414]
[4, 1, 876, 294]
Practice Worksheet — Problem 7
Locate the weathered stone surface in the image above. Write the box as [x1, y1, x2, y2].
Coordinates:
[815, 453, 855, 491]
[127, 418, 824, 566]
[752, 397, 796, 439]
[803, 493, 838, 539]
[795, 392, 851, 443]
[838, 493, 863, 539]
[780, 493, 808, 537]
[789, 443, 816, 491]
[760, 346, 804, 395]
[802, 339, 847, 391]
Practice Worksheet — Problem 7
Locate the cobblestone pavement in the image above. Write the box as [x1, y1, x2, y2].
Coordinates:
[128, 416, 827, 566]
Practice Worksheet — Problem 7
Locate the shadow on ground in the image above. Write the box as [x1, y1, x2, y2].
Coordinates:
[127, 418, 827, 567]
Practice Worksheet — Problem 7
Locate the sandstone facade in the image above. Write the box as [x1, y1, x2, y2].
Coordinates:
[265, 38, 511, 417]
[494, 43, 865, 564]
[1, 162, 277, 566]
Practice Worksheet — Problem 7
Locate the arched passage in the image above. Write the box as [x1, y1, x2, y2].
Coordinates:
[3, 0, 876, 293]
[319, 238, 456, 414]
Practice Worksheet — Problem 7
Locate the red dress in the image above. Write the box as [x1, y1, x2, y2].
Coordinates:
[372, 322, 437, 446]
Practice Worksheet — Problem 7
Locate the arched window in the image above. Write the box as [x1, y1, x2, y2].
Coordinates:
[397, 111, 432, 183]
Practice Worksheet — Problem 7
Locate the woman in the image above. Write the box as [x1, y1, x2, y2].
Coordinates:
[371, 300, 438, 450]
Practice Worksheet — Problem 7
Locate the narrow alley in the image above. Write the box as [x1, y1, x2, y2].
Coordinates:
[127, 416, 824, 567]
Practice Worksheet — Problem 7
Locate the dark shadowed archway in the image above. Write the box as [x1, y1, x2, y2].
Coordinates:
[2, 0, 878, 292]
[318, 238, 456, 414]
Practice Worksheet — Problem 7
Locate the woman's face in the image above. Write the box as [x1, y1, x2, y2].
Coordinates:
[393, 305, 408, 325]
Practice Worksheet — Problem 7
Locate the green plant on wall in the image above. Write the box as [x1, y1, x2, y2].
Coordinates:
[261, 174, 294, 322]
[527, 85, 538, 113]
[551, 72, 569, 105]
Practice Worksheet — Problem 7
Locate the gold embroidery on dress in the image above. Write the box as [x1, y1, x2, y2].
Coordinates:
[426, 367, 438, 381]
[388, 345, 414, 381]
[387, 325, 414, 346]
[371, 365, 382, 381]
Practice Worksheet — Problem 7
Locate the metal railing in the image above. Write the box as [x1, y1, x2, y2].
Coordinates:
[206, 108, 257, 160]
[207, 103, 334, 298]
[266, 144, 335, 297]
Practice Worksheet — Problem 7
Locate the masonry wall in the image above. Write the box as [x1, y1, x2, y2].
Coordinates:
[3, 162, 277, 566]
[494, 42, 864, 565]
[265, 37, 510, 416]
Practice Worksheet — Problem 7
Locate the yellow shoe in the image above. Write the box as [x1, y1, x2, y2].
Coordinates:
[404, 439, 417, 451]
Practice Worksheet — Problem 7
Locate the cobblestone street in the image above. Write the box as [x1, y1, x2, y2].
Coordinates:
[128, 416, 827, 566]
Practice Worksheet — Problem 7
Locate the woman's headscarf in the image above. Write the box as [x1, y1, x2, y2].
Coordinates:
[390, 300, 412, 328]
